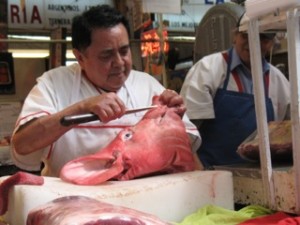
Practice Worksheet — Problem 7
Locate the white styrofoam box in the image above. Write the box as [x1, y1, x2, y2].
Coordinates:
[1, 170, 233, 225]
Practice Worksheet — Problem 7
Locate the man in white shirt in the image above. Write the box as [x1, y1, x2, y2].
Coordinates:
[180, 13, 290, 168]
[11, 5, 201, 177]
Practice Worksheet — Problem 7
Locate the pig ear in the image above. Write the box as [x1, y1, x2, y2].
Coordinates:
[60, 155, 123, 185]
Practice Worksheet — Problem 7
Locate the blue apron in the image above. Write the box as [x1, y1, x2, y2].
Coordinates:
[198, 48, 274, 168]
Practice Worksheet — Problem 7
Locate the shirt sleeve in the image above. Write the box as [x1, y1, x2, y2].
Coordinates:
[11, 72, 58, 171]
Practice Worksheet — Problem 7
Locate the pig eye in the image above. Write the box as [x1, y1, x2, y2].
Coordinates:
[122, 131, 133, 140]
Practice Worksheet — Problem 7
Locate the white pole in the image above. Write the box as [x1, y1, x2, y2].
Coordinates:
[248, 18, 275, 208]
[286, 8, 300, 213]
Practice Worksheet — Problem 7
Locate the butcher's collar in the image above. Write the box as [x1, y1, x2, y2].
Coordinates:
[95, 86, 112, 94]
[94, 85, 124, 94]
[81, 70, 119, 93]
[230, 48, 270, 74]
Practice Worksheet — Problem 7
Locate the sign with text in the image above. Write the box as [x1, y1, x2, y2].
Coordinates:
[142, 0, 182, 14]
[8, 0, 114, 30]
[183, 0, 229, 3]
[161, 0, 232, 32]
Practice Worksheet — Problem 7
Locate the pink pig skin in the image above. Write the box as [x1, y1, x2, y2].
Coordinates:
[60, 104, 197, 185]
[0, 172, 44, 216]
[26, 196, 172, 225]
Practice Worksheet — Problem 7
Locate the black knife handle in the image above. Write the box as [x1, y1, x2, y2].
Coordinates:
[60, 113, 99, 126]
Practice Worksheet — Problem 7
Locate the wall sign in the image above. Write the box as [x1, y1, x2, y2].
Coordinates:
[7, 0, 114, 30]
[142, 0, 182, 14]
[183, 0, 228, 3]
[205, 0, 227, 4]
[161, 0, 232, 32]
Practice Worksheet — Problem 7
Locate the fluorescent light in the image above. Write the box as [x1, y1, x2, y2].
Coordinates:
[8, 34, 72, 41]
[9, 49, 49, 58]
[9, 49, 75, 59]
[8, 34, 50, 41]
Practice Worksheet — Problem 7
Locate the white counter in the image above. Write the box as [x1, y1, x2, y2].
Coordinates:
[1, 170, 234, 225]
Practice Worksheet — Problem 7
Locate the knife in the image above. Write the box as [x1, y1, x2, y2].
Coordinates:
[60, 105, 158, 126]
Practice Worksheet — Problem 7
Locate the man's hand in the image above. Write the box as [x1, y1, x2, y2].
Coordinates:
[83, 92, 126, 123]
[158, 89, 186, 117]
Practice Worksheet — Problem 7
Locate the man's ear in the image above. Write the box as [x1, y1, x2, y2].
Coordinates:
[72, 48, 84, 66]
[232, 29, 239, 44]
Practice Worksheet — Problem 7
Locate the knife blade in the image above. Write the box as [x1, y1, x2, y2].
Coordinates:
[60, 105, 158, 126]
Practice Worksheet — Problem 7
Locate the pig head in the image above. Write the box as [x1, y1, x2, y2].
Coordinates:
[60, 103, 197, 185]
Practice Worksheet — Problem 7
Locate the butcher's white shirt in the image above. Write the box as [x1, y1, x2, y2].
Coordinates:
[180, 52, 290, 121]
[12, 63, 200, 177]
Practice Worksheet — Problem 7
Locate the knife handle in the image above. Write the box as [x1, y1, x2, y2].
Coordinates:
[60, 113, 99, 126]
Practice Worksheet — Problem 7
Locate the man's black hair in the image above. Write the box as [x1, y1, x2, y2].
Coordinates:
[236, 12, 245, 28]
[71, 5, 130, 51]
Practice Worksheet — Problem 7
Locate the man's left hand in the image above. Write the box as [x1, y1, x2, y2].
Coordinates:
[158, 89, 186, 117]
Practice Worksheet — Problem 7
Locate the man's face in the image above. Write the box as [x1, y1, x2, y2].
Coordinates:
[234, 32, 274, 68]
[74, 24, 132, 92]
